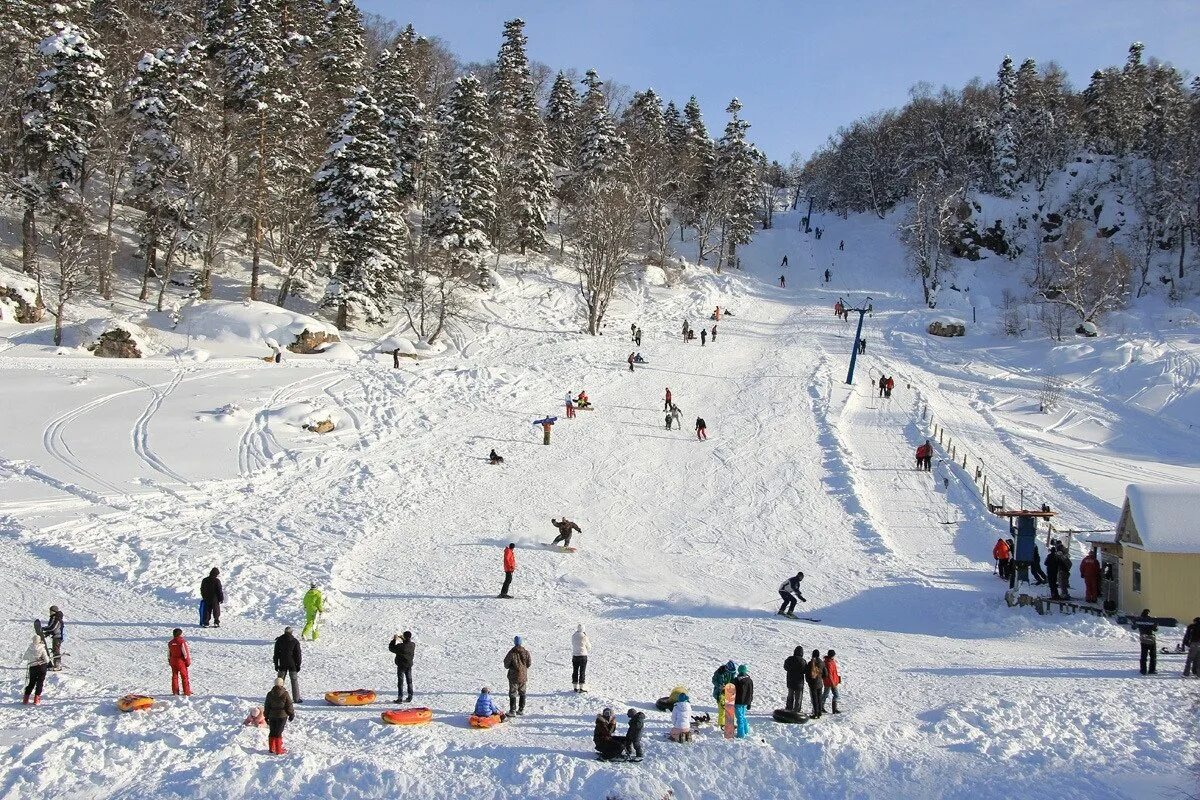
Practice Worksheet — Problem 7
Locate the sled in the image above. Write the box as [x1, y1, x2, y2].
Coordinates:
[542, 544, 577, 553]
[381, 707, 433, 725]
[574, 405, 595, 411]
[469, 713, 504, 729]
[117, 694, 155, 712]
[1159, 647, 1186, 655]
[325, 689, 377, 706]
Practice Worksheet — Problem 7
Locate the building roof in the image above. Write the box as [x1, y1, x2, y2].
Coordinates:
[1124, 484, 1200, 554]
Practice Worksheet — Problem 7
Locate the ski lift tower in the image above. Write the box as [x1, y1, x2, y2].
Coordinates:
[991, 506, 1056, 588]
[843, 296, 873, 385]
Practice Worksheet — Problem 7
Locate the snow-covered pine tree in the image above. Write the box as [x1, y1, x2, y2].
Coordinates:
[714, 98, 757, 270]
[620, 88, 673, 261]
[545, 70, 578, 169]
[1119, 41, 1148, 156]
[993, 55, 1018, 196]
[315, 85, 407, 329]
[576, 69, 627, 180]
[318, 0, 365, 110]
[680, 95, 718, 264]
[490, 18, 551, 254]
[374, 35, 425, 204]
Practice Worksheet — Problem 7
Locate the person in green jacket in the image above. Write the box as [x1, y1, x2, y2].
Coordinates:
[302, 583, 324, 641]
[711, 660, 736, 727]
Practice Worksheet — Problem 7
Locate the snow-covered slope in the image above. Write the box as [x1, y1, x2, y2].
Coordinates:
[0, 209, 1193, 800]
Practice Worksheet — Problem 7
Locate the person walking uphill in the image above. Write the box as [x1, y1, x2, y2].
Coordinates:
[733, 665, 754, 739]
[821, 650, 841, 714]
[777, 572, 806, 617]
[550, 518, 581, 548]
[22, 627, 50, 705]
[273, 626, 302, 703]
[264, 676, 295, 755]
[571, 624, 590, 692]
[783, 646, 806, 713]
[504, 636, 532, 715]
[301, 583, 323, 641]
[499, 543, 516, 598]
[389, 631, 415, 702]
[200, 567, 224, 628]
[168, 628, 192, 696]
[805, 648, 825, 717]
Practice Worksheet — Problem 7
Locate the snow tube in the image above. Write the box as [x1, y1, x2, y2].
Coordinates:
[324, 689, 377, 706]
[469, 713, 503, 729]
[655, 696, 674, 712]
[117, 694, 155, 712]
[772, 708, 807, 724]
[380, 707, 433, 726]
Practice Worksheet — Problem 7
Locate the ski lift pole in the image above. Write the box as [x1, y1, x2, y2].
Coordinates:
[844, 297, 873, 385]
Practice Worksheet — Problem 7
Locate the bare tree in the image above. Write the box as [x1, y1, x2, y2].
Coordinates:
[1038, 374, 1065, 413]
[1036, 220, 1132, 323]
[400, 239, 471, 344]
[899, 172, 961, 308]
[564, 180, 637, 335]
[47, 203, 97, 346]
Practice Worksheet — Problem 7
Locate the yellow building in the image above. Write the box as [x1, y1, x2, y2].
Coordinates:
[1091, 484, 1200, 623]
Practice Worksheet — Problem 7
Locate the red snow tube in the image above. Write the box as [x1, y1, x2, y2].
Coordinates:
[325, 689, 377, 706]
[469, 713, 503, 728]
[381, 707, 433, 726]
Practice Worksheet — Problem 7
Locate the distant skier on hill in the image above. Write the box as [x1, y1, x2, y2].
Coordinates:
[779, 275, 786, 288]
[549, 518, 581, 548]
[777, 572, 807, 617]
[711, 325, 717, 342]
[825, 268, 831, 284]
[780, 255, 788, 267]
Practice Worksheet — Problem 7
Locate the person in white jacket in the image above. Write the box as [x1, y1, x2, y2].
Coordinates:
[23, 632, 50, 705]
[571, 624, 590, 693]
[670, 693, 693, 742]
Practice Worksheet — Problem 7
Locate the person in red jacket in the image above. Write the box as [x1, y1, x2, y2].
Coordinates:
[992, 538, 1011, 580]
[1079, 549, 1101, 603]
[663, 387, 672, 412]
[915, 442, 928, 470]
[499, 543, 516, 599]
[821, 650, 841, 714]
[168, 628, 192, 696]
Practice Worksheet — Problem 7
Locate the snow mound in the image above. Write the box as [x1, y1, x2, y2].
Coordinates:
[0, 265, 41, 322]
[197, 403, 247, 423]
[171, 300, 337, 347]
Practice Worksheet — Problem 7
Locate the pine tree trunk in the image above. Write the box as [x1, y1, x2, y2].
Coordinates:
[1179, 221, 1186, 280]
[249, 120, 267, 301]
[140, 226, 158, 302]
[336, 300, 349, 331]
[22, 204, 38, 277]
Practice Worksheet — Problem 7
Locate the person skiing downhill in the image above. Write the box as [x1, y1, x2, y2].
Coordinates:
[389, 631, 416, 702]
[22, 627, 50, 705]
[780, 255, 788, 267]
[504, 636, 532, 715]
[571, 624, 590, 692]
[499, 543, 517, 598]
[200, 567, 224, 628]
[777, 572, 806, 617]
[301, 583, 323, 641]
[825, 268, 831, 284]
[550, 518, 581, 548]
[168, 628, 192, 696]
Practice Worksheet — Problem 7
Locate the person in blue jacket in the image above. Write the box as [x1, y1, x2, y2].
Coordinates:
[474, 687, 506, 721]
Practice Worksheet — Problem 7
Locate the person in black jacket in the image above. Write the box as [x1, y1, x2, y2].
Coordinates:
[389, 631, 416, 702]
[273, 626, 302, 703]
[1182, 616, 1200, 678]
[783, 645, 806, 712]
[1134, 609, 1158, 675]
[624, 708, 646, 761]
[1030, 544, 1048, 585]
[200, 567, 224, 627]
[264, 676, 295, 755]
[777, 572, 806, 617]
[805, 648, 825, 718]
[43, 606, 64, 670]
[1044, 545, 1060, 599]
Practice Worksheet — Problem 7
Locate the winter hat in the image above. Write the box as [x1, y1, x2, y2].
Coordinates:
[284, 626, 293, 634]
[737, 664, 748, 676]
[50, 605, 59, 613]
[677, 693, 689, 703]
[725, 660, 736, 672]
[514, 636, 522, 646]
[275, 677, 285, 688]
[508, 542, 515, 549]
[602, 707, 614, 718]
[402, 630, 412, 640]
[481, 687, 490, 694]
[627, 708, 637, 717]
[826, 650, 836, 658]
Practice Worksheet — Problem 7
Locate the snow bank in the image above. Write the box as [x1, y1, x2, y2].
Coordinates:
[0, 265, 43, 322]
[170, 300, 338, 348]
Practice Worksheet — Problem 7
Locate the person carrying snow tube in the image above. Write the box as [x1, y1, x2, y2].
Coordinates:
[711, 661, 736, 727]
[669, 693, 693, 742]
[777, 572, 806, 617]
[301, 583, 323, 641]
[22, 626, 50, 705]
[264, 676, 295, 755]
[783, 646, 807, 713]
[593, 708, 625, 761]
[550, 518, 581, 548]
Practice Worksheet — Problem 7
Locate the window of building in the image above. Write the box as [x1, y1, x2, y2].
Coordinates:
[1132, 562, 1141, 593]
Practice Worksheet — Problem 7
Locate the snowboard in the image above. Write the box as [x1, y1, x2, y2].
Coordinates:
[198, 600, 207, 626]
[542, 543, 577, 553]
[33, 619, 51, 665]
[723, 683, 736, 740]
[1159, 647, 1185, 655]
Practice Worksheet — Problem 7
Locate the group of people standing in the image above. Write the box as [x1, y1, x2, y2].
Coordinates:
[877, 374, 895, 398]
[783, 647, 841, 717]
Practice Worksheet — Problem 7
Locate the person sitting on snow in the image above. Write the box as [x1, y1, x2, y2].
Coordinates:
[575, 391, 591, 409]
[633, 353, 647, 364]
[669, 692, 693, 742]
[489, 449, 504, 465]
[593, 708, 626, 761]
[474, 687, 506, 721]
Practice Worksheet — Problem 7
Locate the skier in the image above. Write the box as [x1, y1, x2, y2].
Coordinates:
[273, 626, 302, 703]
[780, 255, 788, 267]
[200, 567, 224, 628]
[168, 627, 192, 696]
[1133, 609, 1158, 675]
[777, 571, 806, 617]
[805, 648, 825, 718]
[627, 352, 635, 372]
[474, 687, 507, 721]
[1182, 617, 1200, 678]
[783, 645, 807, 713]
[839, 240, 844, 251]
[779, 275, 786, 288]
[504, 636, 532, 715]
[389, 630, 415, 703]
[43, 605, 64, 670]
[711, 660, 736, 727]
[877, 375, 887, 398]
[700, 328, 707, 346]
[499, 543, 516, 598]
[825, 268, 831, 284]
[711, 325, 717, 342]
[565, 392, 576, 419]
[489, 449, 504, 465]
[664, 387, 673, 412]
[992, 538, 1011, 580]
[669, 692, 693, 742]
[1080, 549, 1101, 603]
[733, 665, 754, 738]
[571, 624, 590, 692]
[885, 376, 894, 398]
[22, 626, 50, 705]
[301, 583, 323, 641]
[264, 676, 295, 755]
[624, 708, 647, 761]
[549, 517, 581, 548]
[821, 650, 841, 714]
[695, 417, 707, 441]
[1045, 544, 1061, 599]
[593, 708, 625, 761]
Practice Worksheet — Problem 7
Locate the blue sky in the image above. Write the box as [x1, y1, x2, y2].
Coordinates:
[359, 0, 1200, 161]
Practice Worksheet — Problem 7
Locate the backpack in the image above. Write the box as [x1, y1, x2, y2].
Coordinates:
[807, 659, 823, 680]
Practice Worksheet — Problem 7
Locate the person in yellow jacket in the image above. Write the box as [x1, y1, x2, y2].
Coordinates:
[302, 583, 324, 641]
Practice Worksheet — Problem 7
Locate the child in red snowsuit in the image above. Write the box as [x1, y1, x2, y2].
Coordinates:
[168, 628, 192, 696]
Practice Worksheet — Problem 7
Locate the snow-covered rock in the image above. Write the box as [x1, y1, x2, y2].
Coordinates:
[0, 266, 44, 323]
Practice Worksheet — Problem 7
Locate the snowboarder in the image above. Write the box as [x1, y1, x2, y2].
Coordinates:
[264, 676, 295, 755]
[499, 543, 516, 598]
[200, 567, 224, 628]
[43, 605, 63, 670]
[779, 275, 786, 288]
[777, 572, 806, 617]
[669, 692, 693, 742]
[389, 631, 415, 703]
[22, 626, 49, 705]
[536, 417, 555, 445]
[663, 387, 672, 412]
[992, 538, 1011, 580]
[885, 377, 894, 398]
[1133, 609, 1158, 674]
[624, 708, 646, 761]
[273, 626, 302, 703]
[489, 449, 505, 465]
[571, 624, 590, 692]
[877, 375, 887, 398]
[825, 268, 831, 284]
[549, 517, 581, 548]
[805, 648, 825, 718]
[301, 583, 323, 641]
[475, 687, 507, 721]
[783, 646, 806, 713]
[711, 661, 736, 728]
[700, 328, 707, 346]
[711, 325, 717, 342]
[168, 627, 192, 696]
[780, 255, 788, 267]
[695, 417, 707, 441]
[1080, 549, 1101, 603]
[504, 636, 532, 715]
[821, 650, 841, 714]
[593, 708, 625, 761]
[1182, 617, 1200, 678]
[733, 665, 754, 739]
[627, 352, 636, 372]
[575, 391, 591, 409]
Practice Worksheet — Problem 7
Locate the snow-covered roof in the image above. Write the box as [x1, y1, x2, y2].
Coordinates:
[1124, 484, 1200, 553]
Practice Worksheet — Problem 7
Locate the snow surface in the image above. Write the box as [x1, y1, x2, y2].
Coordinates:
[0, 207, 1196, 799]
[1125, 484, 1200, 553]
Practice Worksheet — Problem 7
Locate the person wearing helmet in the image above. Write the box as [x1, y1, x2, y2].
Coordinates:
[43, 605, 64, 670]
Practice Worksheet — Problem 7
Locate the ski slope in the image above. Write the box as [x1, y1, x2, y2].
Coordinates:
[0, 209, 1194, 800]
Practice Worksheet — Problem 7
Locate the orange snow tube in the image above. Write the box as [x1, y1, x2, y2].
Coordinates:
[116, 694, 155, 712]
[381, 707, 433, 726]
[324, 689, 377, 706]
[469, 713, 503, 729]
